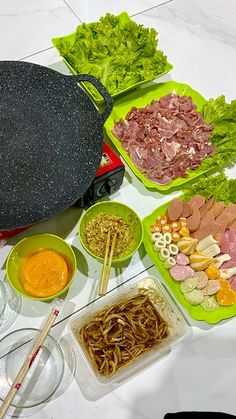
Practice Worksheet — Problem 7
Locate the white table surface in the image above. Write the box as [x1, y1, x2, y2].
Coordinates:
[0, 0, 236, 417]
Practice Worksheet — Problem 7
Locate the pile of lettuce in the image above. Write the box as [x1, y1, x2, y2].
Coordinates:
[200, 95, 236, 171]
[182, 173, 236, 205]
[56, 13, 168, 98]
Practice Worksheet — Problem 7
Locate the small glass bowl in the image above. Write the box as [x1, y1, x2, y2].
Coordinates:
[0, 280, 7, 319]
[0, 328, 64, 408]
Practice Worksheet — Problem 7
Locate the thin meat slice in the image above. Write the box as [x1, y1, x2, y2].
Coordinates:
[112, 93, 214, 185]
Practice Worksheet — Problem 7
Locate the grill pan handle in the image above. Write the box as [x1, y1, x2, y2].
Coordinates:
[74, 74, 113, 124]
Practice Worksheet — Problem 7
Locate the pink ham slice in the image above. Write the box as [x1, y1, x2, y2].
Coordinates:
[220, 231, 236, 259]
[221, 261, 236, 269]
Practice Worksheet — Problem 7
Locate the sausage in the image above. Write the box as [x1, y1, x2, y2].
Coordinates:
[192, 225, 212, 241]
[194, 271, 208, 290]
[186, 204, 201, 232]
[210, 222, 222, 237]
[225, 204, 236, 223]
[176, 253, 189, 266]
[202, 280, 221, 296]
[180, 201, 192, 218]
[199, 197, 214, 219]
[168, 198, 183, 221]
[199, 211, 215, 229]
[170, 264, 194, 281]
[215, 212, 231, 233]
[210, 201, 225, 218]
[225, 203, 236, 213]
[188, 195, 205, 209]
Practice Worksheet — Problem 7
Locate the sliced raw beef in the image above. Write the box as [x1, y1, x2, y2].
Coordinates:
[112, 93, 214, 185]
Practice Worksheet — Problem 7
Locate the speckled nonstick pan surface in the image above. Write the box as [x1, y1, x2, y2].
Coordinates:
[0, 61, 113, 230]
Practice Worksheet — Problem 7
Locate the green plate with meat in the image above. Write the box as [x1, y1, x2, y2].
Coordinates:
[52, 12, 173, 104]
[105, 80, 219, 193]
[142, 199, 236, 324]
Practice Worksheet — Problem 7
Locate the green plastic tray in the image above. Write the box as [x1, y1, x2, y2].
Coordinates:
[105, 80, 218, 193]
[142, 200, 236, 324]
[52, 12, 173, 104]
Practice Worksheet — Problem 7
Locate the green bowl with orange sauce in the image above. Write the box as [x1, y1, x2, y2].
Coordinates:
[6, 233, 76, 301]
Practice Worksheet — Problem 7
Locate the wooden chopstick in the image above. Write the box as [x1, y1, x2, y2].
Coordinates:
[98, 230, 111, 296]
[0, 304, 61, 419]
[98, 232, 117, 297]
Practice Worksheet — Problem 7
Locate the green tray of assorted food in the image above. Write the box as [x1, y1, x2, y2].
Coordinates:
[142, 174, 236, 324]
[105, 81, 236, 192]
[52, 12, 173, 103]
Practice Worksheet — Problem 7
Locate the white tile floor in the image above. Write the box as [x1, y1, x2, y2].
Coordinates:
[1, 1, 236, 418]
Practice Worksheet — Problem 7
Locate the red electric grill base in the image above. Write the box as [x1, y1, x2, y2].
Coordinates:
[76, 142, 125, 207]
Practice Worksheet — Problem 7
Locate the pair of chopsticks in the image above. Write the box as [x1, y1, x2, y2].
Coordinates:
[0, 300, 62, 419]
[98, 231, 117, 296]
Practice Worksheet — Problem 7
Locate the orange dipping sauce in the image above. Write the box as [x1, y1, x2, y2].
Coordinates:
[20, 248, 70, 298]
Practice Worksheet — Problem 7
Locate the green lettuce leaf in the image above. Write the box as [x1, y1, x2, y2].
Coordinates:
[199, 95, 236, 171]
[56, 13, 167, 97]
[182, 173, 236, 205]
[203, 95, 236, 124]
